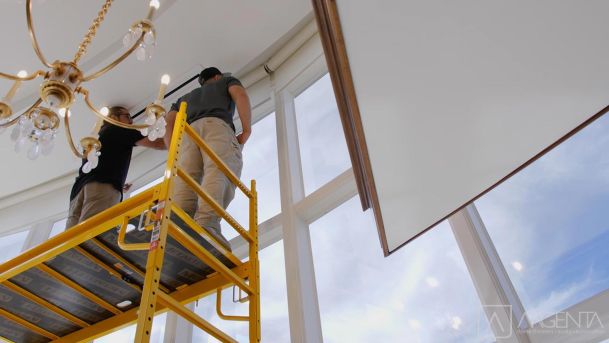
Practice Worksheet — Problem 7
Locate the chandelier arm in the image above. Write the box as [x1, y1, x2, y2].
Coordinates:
[63, 109, 85, 159]
[78, 88, 149, 130]
[0, 70, 46, 82]
[0, 98, 42, 128]
[26, 0, 53, 68]
[81, 33, 145, 82]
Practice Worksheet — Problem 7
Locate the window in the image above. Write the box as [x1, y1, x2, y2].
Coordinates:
[476, 114, 609, 323]
[192, 240, 290, 342]
[0, 229, 29, 264]
[224, 112, 280, 240]
[294, 74, 351, 195]
[130, 176, 164, 197]
[49, 218, 67, 237]
[310, 197, 493, 342]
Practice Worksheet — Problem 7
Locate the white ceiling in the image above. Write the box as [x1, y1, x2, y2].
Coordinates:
[0, 0, 311, 198]
[336, 0, 609, 253]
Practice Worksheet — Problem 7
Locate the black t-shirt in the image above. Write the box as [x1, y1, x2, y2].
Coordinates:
[70, 125, 144, 200]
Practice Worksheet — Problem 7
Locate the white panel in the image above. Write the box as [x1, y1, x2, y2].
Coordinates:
[335, 0, 609, 252]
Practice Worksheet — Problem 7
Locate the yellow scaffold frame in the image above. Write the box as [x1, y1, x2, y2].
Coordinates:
[0, 102, 261, 343]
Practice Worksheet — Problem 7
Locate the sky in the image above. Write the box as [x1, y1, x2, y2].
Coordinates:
[476, 111, 609, 323]
[1, 73, 609, 342]
[294, 74, 353, 195]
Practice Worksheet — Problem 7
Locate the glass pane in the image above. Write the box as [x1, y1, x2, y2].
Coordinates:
[223, 113, 280, 241]
[476, 114, 609, 323]
[130, 176, 164, 197]
[311, 197, 493, 342]
[0, 230, 29, 264]
[295, 74, 351, 195]
[94, 313, 166, 343]
[49, 218, 67, 237]
[192, 240, 290, 342]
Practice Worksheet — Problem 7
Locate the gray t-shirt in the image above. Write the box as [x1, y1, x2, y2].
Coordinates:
[171, 75, 242, 131]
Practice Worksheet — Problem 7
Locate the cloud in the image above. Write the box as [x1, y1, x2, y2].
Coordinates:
[310, 198, 493, 342]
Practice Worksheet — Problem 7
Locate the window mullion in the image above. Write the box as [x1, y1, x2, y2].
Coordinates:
[22, 219, 54, 250]
[449, 204, 531, 343]
[275, 86, 323, 342]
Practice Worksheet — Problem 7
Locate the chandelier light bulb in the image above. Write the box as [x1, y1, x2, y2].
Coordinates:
[161, 74, 170, 85]
[100, 107, 109, 116]
[149, 0, 160, 10]
[17, 70, 28, 78]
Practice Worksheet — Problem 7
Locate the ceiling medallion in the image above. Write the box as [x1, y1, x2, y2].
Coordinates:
[0, 0, 170, 172]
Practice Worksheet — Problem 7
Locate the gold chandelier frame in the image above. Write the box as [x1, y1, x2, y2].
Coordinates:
[0, 0, 166, 160]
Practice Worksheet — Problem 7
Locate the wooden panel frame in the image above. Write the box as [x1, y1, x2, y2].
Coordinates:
[311, 0, 389, 255]
[311, 0, 609, 256]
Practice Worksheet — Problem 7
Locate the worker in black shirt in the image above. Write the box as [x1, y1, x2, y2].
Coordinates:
[65, 106, 165, 229]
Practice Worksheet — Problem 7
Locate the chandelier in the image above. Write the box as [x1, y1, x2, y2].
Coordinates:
[0, 0, 171, 173]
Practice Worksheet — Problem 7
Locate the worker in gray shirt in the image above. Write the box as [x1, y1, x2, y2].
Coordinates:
[164, 67, 252, 251]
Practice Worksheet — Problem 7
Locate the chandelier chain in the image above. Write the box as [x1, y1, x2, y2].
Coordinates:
[73, 0, 114, 64]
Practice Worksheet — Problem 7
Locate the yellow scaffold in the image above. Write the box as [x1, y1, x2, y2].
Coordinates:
[0, 102, 260, 343]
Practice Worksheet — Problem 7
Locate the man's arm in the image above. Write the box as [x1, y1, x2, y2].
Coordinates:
[136, 136, 166, 150]
[228, 84, 252, 144]
[163, 110, 178, 149]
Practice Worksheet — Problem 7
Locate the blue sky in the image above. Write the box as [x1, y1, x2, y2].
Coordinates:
[476, 111, 609, 323]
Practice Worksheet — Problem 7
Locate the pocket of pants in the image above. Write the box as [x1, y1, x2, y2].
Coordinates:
[230, 135, 242, 151]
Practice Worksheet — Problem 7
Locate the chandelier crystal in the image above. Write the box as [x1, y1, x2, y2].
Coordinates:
[0, 0, 170, 173]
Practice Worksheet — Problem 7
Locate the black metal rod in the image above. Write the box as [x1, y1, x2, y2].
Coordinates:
[132, 74, 199, 118]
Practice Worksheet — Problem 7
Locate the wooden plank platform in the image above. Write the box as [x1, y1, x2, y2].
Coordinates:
[0, 217, 235, 343]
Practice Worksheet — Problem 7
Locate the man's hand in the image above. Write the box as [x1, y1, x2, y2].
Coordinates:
[123, 183, 133, 192]
[237, 130, 251, 145]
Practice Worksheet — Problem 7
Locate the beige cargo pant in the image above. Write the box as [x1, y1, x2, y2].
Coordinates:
[172, 117, 243, 250]
[66, 182, 121, 229]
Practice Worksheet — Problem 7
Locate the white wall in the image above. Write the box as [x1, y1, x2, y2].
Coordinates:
[336, 0, 609, 252]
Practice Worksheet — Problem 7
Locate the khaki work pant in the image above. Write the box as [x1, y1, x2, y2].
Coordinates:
[66, 182, 121, 230]
[172, 117, 243, 250]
